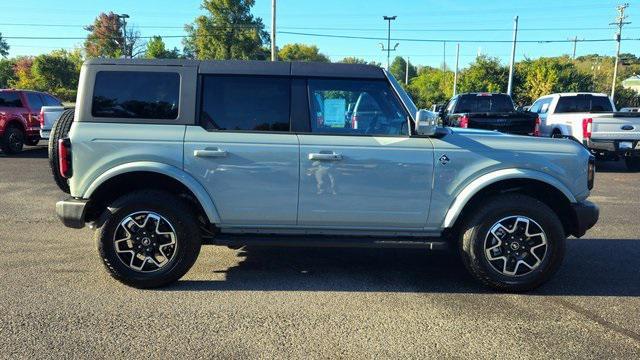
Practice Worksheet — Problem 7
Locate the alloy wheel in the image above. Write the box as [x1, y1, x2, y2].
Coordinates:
[113, 211, 178, 272]
[483, 215, 548, 277]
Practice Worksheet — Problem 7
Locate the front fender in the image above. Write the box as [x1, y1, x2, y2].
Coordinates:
[442, 168, 576, 228]
[83, 161, 221, 224]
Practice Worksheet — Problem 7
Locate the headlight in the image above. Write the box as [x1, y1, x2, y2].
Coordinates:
[587, 156, 595, 190]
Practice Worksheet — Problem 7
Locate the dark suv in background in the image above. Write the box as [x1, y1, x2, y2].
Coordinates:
[0, 89, 63, 154]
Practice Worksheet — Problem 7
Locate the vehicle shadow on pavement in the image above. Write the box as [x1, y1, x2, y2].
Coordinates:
[0, 146, 48, 159]
[595, 159, 632, 173]
[167, 238, 640, 296]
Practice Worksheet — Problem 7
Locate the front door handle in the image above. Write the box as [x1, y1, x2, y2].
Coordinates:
[194, 148, 228, 158]
[308, 152, 342, 161]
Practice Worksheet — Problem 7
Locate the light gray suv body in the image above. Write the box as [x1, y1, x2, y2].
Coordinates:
[54, 59, 598, 291]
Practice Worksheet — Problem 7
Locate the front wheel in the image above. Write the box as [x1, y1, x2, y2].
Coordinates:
[625, 155, 640, 172]
[459, 194, 565, 292]
[95, 190, 202, 288]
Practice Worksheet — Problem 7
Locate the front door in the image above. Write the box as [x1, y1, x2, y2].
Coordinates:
[297, 78, 434, 229]
[184, 75, 299, 226]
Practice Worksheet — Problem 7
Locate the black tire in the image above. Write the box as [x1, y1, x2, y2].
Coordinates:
[551, 129, 563, 138]
[25, 136, 41, 146]
[95, 190, 202, 288]
[48, 109, 75, 193]
[0, 125, 25, 154]
[459, 194, 565, 292]
[624, 155, 640, 172]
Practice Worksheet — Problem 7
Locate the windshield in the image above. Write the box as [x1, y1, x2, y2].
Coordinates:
[384, 70, 417, 117]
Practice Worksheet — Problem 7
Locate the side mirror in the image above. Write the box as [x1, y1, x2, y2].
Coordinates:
[415, 109, 438, 136]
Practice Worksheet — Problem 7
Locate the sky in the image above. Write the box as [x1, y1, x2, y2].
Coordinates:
[1, 0, 638, 68]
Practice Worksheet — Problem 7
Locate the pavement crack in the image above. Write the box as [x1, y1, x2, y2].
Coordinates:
[553, 298, 640, 344]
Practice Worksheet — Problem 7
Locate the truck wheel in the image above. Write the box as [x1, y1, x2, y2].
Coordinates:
[95, 190, 202, 288]
[48, 109, 75, 193]
[0, 125, 25, 154]
[551, 129, 563, 138]
[459, 194, 565, 292]
[625, 155, 640, 172]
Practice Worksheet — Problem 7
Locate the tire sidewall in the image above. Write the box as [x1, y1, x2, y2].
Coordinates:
[462, 195, 565, 290]
[2, 126, 25, 154]
[97, 192, 201, 288]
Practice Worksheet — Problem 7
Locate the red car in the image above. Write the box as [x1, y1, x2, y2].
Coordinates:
[0, 89, 62, 154]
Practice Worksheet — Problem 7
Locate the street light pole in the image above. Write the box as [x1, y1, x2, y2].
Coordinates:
[382, 16, 397, 70]
[507, 16, 518, 96]
[453, 43, 460, 96]
[117, 14, 130, 58]
[271, 0, 277, 61]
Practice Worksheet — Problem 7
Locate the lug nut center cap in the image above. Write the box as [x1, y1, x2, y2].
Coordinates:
[141, 237, 151, 246]
[510, 242, 521, 251]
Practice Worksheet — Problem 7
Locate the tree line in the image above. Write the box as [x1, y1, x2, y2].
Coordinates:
[0, 0, 638, 108]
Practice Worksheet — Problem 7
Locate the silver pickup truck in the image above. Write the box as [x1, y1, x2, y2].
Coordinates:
[51, 59, 598, 292]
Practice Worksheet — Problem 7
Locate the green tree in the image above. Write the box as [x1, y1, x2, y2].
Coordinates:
[0, 32, 9, 58]
[458, 55, 508, 94]
[8, 51, 82, 101]
[278, 43, 329, 62]
[407, 66, 453, 109]
[84, 12, 124, 58]
[184, 0, 268, 60]
[145, 36, 180, 59]
[0, 59, 16, 88]
[340, 57, 381, 67]
[389, 56, 417, 84]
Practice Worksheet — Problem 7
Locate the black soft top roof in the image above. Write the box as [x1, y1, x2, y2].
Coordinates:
[83, 59, 385, 79]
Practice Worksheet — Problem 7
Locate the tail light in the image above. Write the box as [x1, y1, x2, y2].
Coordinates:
[582, 118, 593, 139]
[351, 115, 359, 129]
[533, 117, 541, 136]
[39, 109, 45, 127]
[58, 138, 72, 179]
[459, 114, 469, 128]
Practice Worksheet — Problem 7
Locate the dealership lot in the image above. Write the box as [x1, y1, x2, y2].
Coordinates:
[0, 145, 638, 359]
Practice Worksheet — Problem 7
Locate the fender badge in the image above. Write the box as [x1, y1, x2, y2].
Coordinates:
[621, 125, 634, 131]
[439, 154, 450, 165]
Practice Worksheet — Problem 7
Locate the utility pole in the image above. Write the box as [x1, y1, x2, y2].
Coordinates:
[271, 0, 277, 61]
[507, 16, 519, 96]
[380, 16, 398, 70]
[453, 43, 460, 96]
[117, 13, 130, 58]
[570, 36, 579, 59]
[610, 3, 630, 101]
[405, 57, 409, 85]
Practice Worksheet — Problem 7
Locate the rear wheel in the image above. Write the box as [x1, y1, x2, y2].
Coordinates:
[551, 129, 563, 138]
[48, 109, 75, 193]
[625, 155, 640, 172]
[95, 190, 202, 288]
[0, 125, 25, 154]
[459, 194, 565, 292]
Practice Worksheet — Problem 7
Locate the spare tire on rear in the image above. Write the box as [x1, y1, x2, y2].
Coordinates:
[49, 109, 75, 193]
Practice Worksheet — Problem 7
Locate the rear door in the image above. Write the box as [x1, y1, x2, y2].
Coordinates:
[297, 78, 433, 229]
[183, 74, 299, 226]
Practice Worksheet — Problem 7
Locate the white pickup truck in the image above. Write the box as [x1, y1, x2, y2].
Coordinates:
[39, 105, 67, 140]
[529, 93, 640, 171]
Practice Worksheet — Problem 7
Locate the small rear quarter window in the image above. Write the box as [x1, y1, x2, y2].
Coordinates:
[92, 71, 180, 120]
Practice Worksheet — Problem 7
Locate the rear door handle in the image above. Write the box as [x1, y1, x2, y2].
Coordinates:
[308, 152, 343, 161]
[194, 148, 228, 158]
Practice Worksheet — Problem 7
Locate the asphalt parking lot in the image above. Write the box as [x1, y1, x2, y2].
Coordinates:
[0, 145, 639, 359]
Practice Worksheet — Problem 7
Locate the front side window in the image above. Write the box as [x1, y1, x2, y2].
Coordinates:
[0, 92, 23, 107]
[308, 79, 409, 136]
[92, 71, 180, 119]
[200, 76, 290, 132]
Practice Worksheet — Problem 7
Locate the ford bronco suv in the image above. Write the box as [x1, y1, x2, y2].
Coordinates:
[52, 59, 598, 291]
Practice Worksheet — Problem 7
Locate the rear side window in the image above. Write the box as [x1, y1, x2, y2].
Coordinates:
[200, 76, 290, 132]
[555, 95, 613, 113]
[43, 94, 62, 106]
[455, 94, 514, 113]
[92, 71, 180, 119]
[0, 92, 23, 107]
[26, 93, 44, 112]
